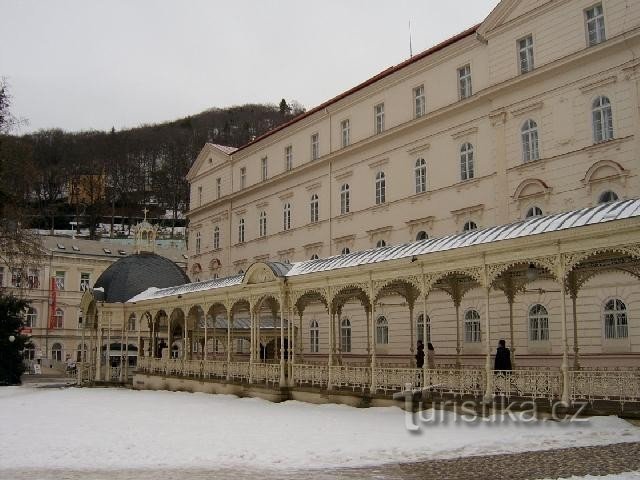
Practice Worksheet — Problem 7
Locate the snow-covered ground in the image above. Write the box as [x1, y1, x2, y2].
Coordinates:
[2, 387, 639, 472]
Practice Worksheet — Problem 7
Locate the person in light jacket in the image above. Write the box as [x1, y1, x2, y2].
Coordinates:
[427, 342, 436, 369]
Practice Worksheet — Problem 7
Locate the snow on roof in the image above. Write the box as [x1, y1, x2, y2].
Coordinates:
[211, 144, 238, 155]
[128, 275, 243, 303]
[288, 198, 640, 276]
[128, 199, 640, 303]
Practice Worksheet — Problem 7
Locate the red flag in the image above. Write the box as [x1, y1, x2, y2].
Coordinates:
[48, 277, 57, 329]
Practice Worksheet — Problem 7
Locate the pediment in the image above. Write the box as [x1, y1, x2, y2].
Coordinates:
[186, 143, 234, 181]
[478, 0, 550, 37]
[243, 262, 278, 285]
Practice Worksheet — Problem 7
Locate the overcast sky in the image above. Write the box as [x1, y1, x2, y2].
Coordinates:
[1, 0, 499, 134]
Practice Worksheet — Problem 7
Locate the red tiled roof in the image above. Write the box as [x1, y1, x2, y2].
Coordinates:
[233, 23, 480, 154]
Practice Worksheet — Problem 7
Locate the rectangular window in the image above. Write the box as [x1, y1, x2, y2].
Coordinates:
[55, 271, 65, 291]
[458, 64, 472, 99]
[261, 157, 268, 181]
[27, 268, 40, 289]
[585, 4, 606, 46]
[11, 268, 22, 288]
[414, 85, 425, 118]
[374, 103, 385, 134]
[197, 186, 203, 207]
[216, 178, 221, 199]
[240, 167, 246, 189]
[311, 133, 319, 160]
[80, 273, 90, 291]
[285, 145, 293, 171]
[518, 35, 534, 74]
[340, 119, 350, 148]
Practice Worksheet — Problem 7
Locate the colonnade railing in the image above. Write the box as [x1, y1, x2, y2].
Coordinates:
[136, 358, 640, 407]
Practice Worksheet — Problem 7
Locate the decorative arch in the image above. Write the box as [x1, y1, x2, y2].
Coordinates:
[512, 178, 551, 201]
[331, 283, 371, 315]
[373, 278, 421, 304]
[209, 258, 222, 271]
[242, 261, 289, 285]
[292, 288, 330, 316]
[190, 263, 202, 275]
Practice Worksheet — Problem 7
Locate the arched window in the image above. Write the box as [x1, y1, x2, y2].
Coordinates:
[375, 171, 386, 204]
[521, 119, 539, 162]
[259, 211, 267, 237]
[310, 319, 319, 353]
[311, 254, 319, 260]
[341, 247, 350, 255]
[341, 318, 352, 353]
[417, 313, 431, 343]
[463, 221, 477, 232]
[376, 316, 389, 345]
[340, 184, 350, 215]
[464, 310, 481, 343]
[54, 308, 64, 329]
[51, 342, 63, 362]
[283, 202, 291, 231]
[592, 96, 613, 143]
[238, 218, 245, 243]
[310, 194, 319, 223]
[603, 298, 628, 339]
[213, 226, 220, 249]
[460, 143, 474, 180]
[415, 158, 427, 193]
[25, 307, 37, 328]
[195, 231, 201, 255]
[528, 304, 549, 341]
[526, 206, 543, 218]
[128, 314, 137, 332]
[416, 231, 428, 241]
[598, 190, 618, 204]
[376, 240, 386, 248]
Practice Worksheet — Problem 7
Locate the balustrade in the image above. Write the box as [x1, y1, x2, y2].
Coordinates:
[374, 367, 423, 393]
[493, 369, 561, 402]
[570, 368, 640, 406]
[292, 364, 328, 388]
[330, 365, 371, 391]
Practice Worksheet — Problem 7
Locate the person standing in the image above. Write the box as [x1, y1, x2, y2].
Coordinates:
[427, 342, 436, 369]
[494, 339, 512, 371]
[415, 340, 425, 368]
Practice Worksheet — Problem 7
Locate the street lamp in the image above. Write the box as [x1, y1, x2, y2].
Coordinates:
[8, 335, 15, 343]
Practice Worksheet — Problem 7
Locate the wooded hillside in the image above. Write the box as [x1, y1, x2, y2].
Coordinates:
[0, 98, 304, 239]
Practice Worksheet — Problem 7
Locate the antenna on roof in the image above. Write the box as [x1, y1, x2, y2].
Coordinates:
[409, 20, 413, 58]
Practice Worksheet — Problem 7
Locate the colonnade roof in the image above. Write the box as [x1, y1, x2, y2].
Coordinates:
[128, 198, 640, 304]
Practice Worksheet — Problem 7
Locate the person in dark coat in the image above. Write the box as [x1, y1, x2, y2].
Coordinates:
[494, 339, 512, 371]
[415, 340, 425, 368]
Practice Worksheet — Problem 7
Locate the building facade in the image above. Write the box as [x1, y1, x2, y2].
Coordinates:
[0, 234, 187, 368]
[77, 0, 640, 410]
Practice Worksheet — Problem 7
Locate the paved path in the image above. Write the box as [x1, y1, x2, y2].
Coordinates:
[4, 442, 639, 480]
[324, 441, 640, 479]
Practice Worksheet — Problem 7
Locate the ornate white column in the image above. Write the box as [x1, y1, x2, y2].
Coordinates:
[329, 311, 335, 367]
[249, 310, 254, 383]
[279, 294, 286, 387]
[95, 327, 103, 381]
[483, 285, 493, 403]
[370, 302, 377, 393]
[408, 300, 415, 367]
[204, 311, 208, 362]
[559, 257, 570, 405]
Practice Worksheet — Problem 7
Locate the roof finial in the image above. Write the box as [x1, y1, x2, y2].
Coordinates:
[143, 207, 149, 221]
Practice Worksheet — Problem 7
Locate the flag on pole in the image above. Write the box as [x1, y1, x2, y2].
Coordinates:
[48, 276, 57, 329]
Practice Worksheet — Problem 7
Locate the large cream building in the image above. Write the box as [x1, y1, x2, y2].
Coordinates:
[182, 0, 639, 367]
[76, 0, 640, 411]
